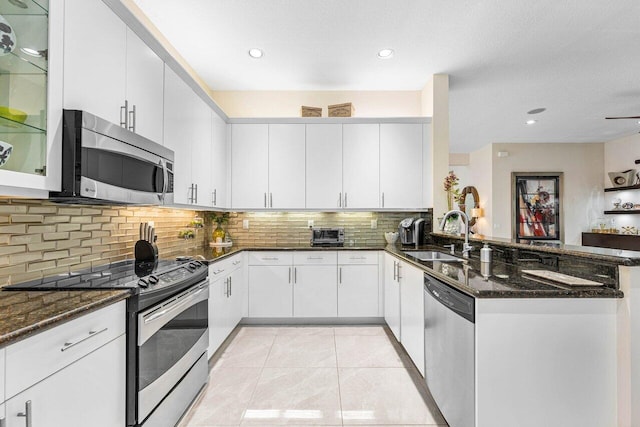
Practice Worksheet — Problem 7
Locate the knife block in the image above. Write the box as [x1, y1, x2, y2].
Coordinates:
[135, 240, 158, 263]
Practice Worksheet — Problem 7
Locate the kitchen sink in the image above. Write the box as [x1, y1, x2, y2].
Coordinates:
[403, 251, 464, 262]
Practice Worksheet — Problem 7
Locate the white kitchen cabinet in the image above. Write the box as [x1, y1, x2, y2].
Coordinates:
[384, 253, 401, 340]
[5, 335, 125, 427]
[268, 124, 306, 209]
[398, 259, 425, 376]
[211, 112, 228, 208]
[231, 124, 269, 209]
[190, 95, 213, 206]
[306, 124, 343, 209]
[380, 123, 424, 209]
[208, 254, 246, 357]
[248, 265, 293, 317]
[125, 28, 164, 143]
[63, 0, 126, 126]
[337, 251, 379, 317]
[292, 252, 338, 317]
[4, 301, 125, 427]
[164, 65, 213, 207]
[342, 124, 380, 209]
[64, 0, 164, 143]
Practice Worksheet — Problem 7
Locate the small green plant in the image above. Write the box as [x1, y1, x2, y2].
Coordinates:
[203, 212, 230, 226]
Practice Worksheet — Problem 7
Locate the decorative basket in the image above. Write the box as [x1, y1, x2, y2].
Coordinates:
[301, 106, 322, 117]
[328, 102, 354, 117]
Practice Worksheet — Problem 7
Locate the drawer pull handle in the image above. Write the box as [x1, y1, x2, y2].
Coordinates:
[307, 257, 324, 260]
[262, 257, 279, 261]
[350, 256, 366, 260]
[17, 400, 32, 427]
[212, 269, 225, 275]
[233, 261, 241, 265]
[61, 328, 108, 352]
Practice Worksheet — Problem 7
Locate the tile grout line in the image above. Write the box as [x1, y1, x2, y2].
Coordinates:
[332, 328, 345, 427]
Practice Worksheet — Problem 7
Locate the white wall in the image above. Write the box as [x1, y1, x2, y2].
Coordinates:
[467, 142, 604, 244]
[210, 90, 422, 117]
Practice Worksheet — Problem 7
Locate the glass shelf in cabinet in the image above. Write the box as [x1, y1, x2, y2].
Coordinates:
[0, 116, 45, 134]
[0, 51, 47, 75]
[0, 0, 47, 15]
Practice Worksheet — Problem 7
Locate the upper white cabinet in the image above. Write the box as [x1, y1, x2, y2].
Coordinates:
[231, 124, 269, 209]
[380, 123, 425, 209]
[63, 0, 163, 143]
[268, 124, 306, 209]
[306, 124, 343, 209]
[211, 112, 228, 208]
[342, 124, 380, 209]
[163, 65, 214, 207]
[124, 28, 164, 143]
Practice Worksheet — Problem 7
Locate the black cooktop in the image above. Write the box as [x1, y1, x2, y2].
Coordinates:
[4, 258, 205, 294]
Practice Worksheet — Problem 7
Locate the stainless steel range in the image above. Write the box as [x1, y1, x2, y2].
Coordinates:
[6, 258, 209, 427]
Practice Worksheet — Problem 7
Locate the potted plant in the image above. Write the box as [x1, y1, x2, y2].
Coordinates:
[204, 212, 230, 244]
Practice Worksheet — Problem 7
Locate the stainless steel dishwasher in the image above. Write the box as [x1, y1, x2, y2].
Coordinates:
[424, 273, 475, 427]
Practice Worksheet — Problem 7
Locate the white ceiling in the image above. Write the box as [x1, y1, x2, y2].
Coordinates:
[133, 0, 640, 152]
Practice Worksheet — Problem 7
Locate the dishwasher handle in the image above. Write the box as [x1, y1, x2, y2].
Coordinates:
[424, 273, 475, 323]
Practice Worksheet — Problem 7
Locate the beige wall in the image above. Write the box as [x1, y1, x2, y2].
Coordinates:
[210, 90, 422, 118]
[468, 142, 604, 245]
[468, 144, 493, 236]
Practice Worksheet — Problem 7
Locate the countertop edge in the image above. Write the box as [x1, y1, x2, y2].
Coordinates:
[0, 289, 132, 348]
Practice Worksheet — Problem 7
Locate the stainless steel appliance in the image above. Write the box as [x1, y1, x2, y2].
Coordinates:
[423, 273, 475, 427]
[310, 227, 345, 247]
[399, 217, 426, 246]
[50, 110, 174, 205]
[6, 258, 209, 427]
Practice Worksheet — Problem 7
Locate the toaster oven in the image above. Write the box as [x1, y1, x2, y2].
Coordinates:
[310, 227, 345, 247]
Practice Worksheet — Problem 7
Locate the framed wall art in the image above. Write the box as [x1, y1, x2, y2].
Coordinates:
[512, 172, 563, 241]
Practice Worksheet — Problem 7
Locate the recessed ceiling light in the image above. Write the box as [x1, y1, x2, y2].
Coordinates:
[377, 48, 394, 59]
[20, 47, 45, 58]
[526, 119, 537, 125]
[248, 48, 264, 59]
[527, 108, 546, 115]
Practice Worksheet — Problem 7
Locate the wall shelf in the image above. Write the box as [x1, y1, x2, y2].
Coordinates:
[582, 232, 640, 251]
[604, 210, 640, 215]
[604, 184, 640, 193]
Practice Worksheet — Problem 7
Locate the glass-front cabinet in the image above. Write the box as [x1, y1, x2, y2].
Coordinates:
[0, 0, 48, 177]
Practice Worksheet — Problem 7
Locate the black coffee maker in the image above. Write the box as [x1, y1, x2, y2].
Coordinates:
[398, 217, 426, 246]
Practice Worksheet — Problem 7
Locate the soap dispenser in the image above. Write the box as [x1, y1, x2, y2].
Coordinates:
[480, 243, 492, 262]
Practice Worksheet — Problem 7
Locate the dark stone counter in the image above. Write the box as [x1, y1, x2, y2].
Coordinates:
[0, 289, 131, 347]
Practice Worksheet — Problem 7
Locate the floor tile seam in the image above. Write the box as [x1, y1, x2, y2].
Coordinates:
[333, 331, 345, 427]
[240, 331, 278, 423]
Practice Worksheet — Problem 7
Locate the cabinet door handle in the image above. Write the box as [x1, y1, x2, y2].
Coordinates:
[382, 192, 385, 208]
[289, 267, 292, 284]
[397, 263, 402, 281]
[17, 400, 32, 427]
[188, 184, 193, 204]
[264, 193, 267, 208]
[61, 328, 108, 352]
[128, 104, 136, 132]
[194, 183, 198, 205]
[213, 189, 217, 206]
[393, 261, 397, 281]
[120, 100, 128, 128]
[0, 416, 5, 427]
[294, 267, 297, 284]
[339, 267, 342, 284]
[338, 192, 342, 207]
[230, 276, 232, 296]
[270, 193, 273, 208]
[344, 192, 348, 207]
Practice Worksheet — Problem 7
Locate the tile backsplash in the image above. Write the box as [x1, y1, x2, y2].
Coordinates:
[0, 198, 432, 287]
[213, 211, 432, 247]
[0, 199, 205, 287]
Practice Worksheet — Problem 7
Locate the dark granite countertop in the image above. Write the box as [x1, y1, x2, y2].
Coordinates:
[431, 232, 640, 266]
[178, 244, 624, 299]
[0, 289, 131, 347]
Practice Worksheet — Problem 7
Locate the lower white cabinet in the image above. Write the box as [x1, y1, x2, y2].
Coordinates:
[384, 253, 401, 340]
[338, 251, 379, 317]
[398, 260, 425, 376]
[5, 335, 125, 427]
[3, 301, 126, 427]
[247, 251, 380, 318]
[293, 252, 338, 317]
[208, 253, 247, 357]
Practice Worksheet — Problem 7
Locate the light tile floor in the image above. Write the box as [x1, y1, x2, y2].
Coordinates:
[180, 326, 448, 427]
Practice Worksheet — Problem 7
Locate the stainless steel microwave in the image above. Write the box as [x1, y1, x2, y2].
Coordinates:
[311, 227, 345, 247]
[50, 110, 174, 205]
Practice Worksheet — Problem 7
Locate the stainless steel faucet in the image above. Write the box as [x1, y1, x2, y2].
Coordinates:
[439, 209, 474, 258]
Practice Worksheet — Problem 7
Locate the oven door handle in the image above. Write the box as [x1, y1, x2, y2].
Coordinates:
[138, 280, 209, 346]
